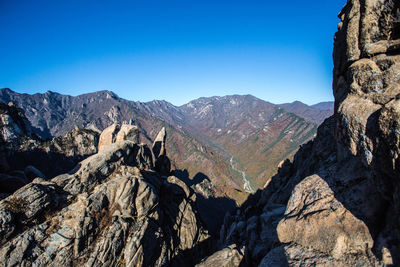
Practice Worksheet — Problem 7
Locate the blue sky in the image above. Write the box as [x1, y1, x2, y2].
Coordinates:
[0, 0, 345, 106]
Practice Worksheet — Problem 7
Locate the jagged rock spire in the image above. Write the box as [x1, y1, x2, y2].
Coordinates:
[152, 127, 171, 176]
[152, 126, 166, 158]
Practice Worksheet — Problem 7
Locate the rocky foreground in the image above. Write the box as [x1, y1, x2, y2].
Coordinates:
[0, 101, 100, 199]
[199, 0, 400, 266]
[0, 122, 211, 266]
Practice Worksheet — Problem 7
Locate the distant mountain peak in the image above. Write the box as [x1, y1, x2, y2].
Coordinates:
[91, 90, 119, 99]
[311, 101, 334, 111]
[278, 101, 334, 124]
[44, 90, 60, 96]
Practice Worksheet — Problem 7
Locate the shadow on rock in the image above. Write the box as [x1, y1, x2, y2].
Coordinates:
[173, 169, 210, 187]
[215, 114, 399, 266]
[0, 150, 95, 198]
[173, 169, 236, 235]
[196, 193, 237, 236]
[138, 170, 214, 266]
[10, 150, 93, 179]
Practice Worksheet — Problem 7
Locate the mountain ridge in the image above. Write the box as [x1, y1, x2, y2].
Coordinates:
[1, 87, 333, 118]
[0, 88, 333, 201]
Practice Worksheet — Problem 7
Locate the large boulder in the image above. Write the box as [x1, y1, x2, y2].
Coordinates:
[196, 244, 244, 267]
[98, 123, 121, 152]
[98, 123, 139, 152]
[152, 126, 167, 158]
[276, 174, 374, 260]
[116, 124, 139, 143]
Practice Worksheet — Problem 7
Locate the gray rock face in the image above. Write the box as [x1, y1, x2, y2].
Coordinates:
[196, 244, 244, 267]
[0, 102, 36, 147]
[203, 1, 400, 266]
[0, 101, 101, 198]
[0, 140, 210, 266]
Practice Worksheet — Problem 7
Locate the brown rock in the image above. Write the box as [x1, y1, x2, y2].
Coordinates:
[98, 124, 121, 152]
[115, 124, 139, 143]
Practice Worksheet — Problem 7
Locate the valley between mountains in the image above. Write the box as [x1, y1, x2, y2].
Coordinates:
[1, 0, 400, 266]
[0, 88, 332, 203]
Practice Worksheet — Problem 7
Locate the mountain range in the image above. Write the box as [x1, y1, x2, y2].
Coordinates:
[0, 88, 333, 202]
[1, 0, 399, 265]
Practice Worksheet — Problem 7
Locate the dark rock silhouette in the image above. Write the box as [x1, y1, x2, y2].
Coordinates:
[173, 169, 237, 235]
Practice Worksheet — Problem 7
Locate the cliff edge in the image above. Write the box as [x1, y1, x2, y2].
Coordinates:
[200, 1, 400, 266]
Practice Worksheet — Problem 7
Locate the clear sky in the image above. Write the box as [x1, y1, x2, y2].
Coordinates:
[0, 0, 345, 106]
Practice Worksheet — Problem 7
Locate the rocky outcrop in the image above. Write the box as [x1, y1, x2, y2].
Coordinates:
[0, 138, 210, 266]
[152, 127, 171, 176]
[196, 244, 244, 267]
[152, 127, 166, 158]
[0, 102, 100, 198]
[98, 123, 139, 152]
[202, 1, 400, 266]
[49, 128, 99, 160]
[97, 123, 121, 152]
[116, 124, 139, 143]
[0, 102, 36, 147]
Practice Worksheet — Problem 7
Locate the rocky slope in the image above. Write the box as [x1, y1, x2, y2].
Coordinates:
[0, 89, 332, 201]
[199, 0, 400, 266]
[0, 121, 211, 266]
